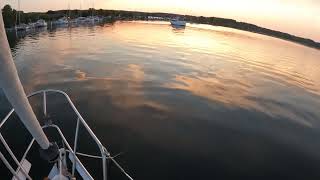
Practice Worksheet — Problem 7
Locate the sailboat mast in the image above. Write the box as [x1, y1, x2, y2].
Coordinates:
[93, 0, 95, 17]
[68, 1, 71, 18]
[91, 0, 93, 17]
[80, 0, 82, 17]
[18, 0, 21, 24]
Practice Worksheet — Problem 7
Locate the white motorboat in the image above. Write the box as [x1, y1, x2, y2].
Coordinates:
[15, 23, 31, 31]
[84, 16, 103, 23]
[52, 17, 69, 26]
[93, 16, 103, 22]
[35, 19, 48, 28]
[74, 17, 87, 24]
[170, 18, 186, 27]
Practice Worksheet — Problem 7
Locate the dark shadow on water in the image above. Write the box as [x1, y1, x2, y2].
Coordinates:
[2, 78, 320, 179]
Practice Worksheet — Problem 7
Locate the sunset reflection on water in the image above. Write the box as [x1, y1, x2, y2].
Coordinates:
[3, 21, 320, 179]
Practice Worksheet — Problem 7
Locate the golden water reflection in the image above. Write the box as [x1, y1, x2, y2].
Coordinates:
[6, 20, 320, 180]
[110, 21, 320, 95]
[11, 21, 320, 128]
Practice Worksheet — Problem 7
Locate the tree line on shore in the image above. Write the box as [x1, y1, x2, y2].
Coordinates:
[2, 4, 319, 49]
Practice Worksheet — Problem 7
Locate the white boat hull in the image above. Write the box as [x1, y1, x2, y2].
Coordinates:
[170, 20, 186, 27]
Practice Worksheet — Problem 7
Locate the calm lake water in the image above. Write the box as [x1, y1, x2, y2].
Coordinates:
[1, 21, 320, 179]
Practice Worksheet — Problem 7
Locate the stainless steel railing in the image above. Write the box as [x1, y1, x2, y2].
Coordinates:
[0, 89, 133, 180]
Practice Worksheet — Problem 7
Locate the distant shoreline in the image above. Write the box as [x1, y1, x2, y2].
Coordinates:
[183, 15, 320, 50]
[147, 12, 320, 50]
[2, 5, 320, 50]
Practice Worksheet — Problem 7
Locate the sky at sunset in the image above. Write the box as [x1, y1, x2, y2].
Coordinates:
[1, 0, 319, 41]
